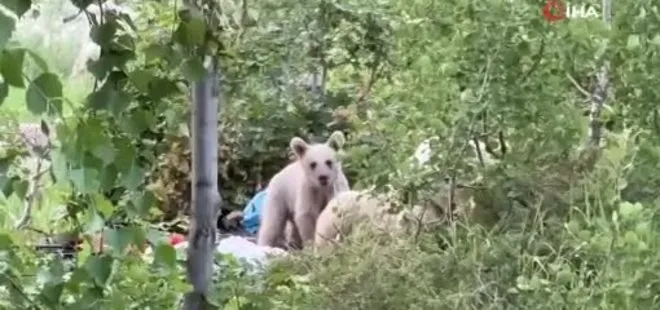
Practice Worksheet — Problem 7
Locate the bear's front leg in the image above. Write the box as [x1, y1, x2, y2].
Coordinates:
[293, 211, 317, 248]
[293, 190, 323, 248]
[284, 221, 303, 250]
[257, 193, 287, 248]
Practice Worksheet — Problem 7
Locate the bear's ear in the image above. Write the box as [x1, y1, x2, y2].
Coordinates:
[326, 130, 345, 151]
[290, 137, 309, 158]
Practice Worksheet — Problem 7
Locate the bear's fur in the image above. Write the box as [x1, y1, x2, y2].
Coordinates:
[257, 131, 349, 249]
[314, 190, 443, 250]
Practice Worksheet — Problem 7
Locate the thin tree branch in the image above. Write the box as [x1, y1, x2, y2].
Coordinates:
[15, 159, 49, 230]
[356, 57, 382, 105]
[498, 129, 507, 156]
[588, 0, 612, 147]
[447, 175, 456, 221]
[518, 39, 545, 83]
[473, 137, 485, 167]
[566, 72, 591, 98]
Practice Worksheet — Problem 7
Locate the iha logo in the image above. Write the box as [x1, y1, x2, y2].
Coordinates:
[542, 0, 599, 22]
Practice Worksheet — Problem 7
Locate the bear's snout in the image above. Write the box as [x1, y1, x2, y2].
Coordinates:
[318, 175, 329, 186]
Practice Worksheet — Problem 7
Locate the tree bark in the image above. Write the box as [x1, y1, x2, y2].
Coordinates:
[182, 57, 221, 310]
[588, 0, 612, 147]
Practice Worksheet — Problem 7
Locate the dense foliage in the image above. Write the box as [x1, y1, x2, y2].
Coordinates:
[1, 0, 660, 309]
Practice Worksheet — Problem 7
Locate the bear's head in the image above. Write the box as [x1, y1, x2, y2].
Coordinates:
[290, 131, 345, 188]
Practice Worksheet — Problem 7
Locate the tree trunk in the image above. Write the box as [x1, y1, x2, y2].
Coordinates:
[588, 0, 613, 146]
[182, 57, 221, 310]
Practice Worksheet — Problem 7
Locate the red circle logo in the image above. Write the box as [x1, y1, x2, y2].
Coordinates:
[543, 0, 566, 22]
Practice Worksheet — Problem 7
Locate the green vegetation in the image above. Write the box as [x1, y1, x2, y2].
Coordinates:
[1, 0, 660, 309]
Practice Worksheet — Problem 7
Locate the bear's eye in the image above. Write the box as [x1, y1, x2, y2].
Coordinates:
[325, 160, 332, 168]
[310, 161, 317, 169]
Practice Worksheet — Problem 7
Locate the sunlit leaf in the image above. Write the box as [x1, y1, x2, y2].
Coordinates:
[93, 193, 115, 218]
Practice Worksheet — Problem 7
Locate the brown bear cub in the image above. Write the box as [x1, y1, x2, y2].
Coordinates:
[257, 131, 349, 250]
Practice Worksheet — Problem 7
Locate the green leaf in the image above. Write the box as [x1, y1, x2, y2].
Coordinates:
[36, 260, 65, 304]
[113, 139, 136, 172]
[186, 17, 206, 45]
[64, 268, 87, 293]
[25, 72, 63, 115]
[11, 178, 28, 198]
[69, 168, 101, 194]
[83, 151, 103, 171]
[415, 54, 432, 73]
[225, 296, 250, 310]
[49, 149, 68, 183]
[143, 44, 167, 62]
[25, 49, 48, 72]
[127, 69, 153, 93]
[152, 243, 177, 269]
[76, 118, 105, 150]
[0, 81, 7, 106]
[104, 227, 133, 254]
[90, 22, 117, 47]
[619, 201, 643, 219]
[84, 254, 113, 286]
[83, 210, 105, 234]
[2, 0, 32, 18]
[1, 176, 17, 197]
[93, 193, 114, 218]
[0, 155, 12, 191]
[128, 190, 156, 216]
[0, 10, 15, 50]
[651, 35, 660, 46]
[0, 48, 25, 87]
[98, 164, 118, 191]
[173, 16, 206, 47]
[86, 81, 132, 114]
[91, 142, 117, 165]
[130, 226, 146, 245]
[147, 78, 179, 101]
[120, 162, 145, 190]
[39, 283, 64, 305]
[181, 58, 206, 82]
[86, 56, 113, 80]
[145, 228, 167, 246]
[119, 109, 150, 135]
[70, 0, 94, 11]
[0, 233, 14, 249]
[626, 35, 641, 50]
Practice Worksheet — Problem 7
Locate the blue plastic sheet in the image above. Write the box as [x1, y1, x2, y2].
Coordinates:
[241, 190, 267, 235]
